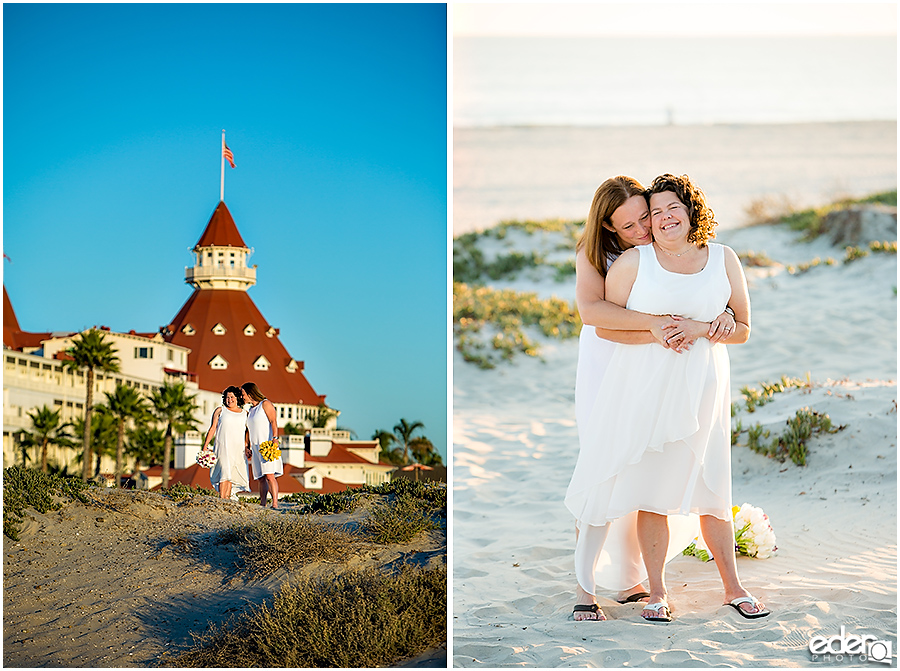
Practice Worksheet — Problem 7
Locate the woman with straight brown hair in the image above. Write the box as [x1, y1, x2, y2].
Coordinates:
[241, 382, 283, 509]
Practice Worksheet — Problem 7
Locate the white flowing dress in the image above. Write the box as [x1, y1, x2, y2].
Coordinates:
[209, 407, 251, 496]
[248, 402, 283, 480]
[567, 243, 734, 592]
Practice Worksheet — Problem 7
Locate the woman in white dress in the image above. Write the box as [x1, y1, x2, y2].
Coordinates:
[567, 173, 769, 623]
[241, 382, 282, 509]
[571, 176, 735, 621]
[202, 386, 250, 500]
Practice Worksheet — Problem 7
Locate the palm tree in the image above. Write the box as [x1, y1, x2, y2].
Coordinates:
[21, 405, 77, 472]
[372, 429, 402, 465]
[105, 383, 151, 488]
[63, 329, 120, 481]
[150, 382, 199, 489]
[127, 425, 165, 474]
[392, 418, 425, 465]
[73, 407, 118, 480]
[409, 436, 443, 466]
[312, 404, 338, 429]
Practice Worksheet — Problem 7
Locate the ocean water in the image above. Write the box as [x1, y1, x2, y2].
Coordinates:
[453, 36, 897, 234]
[454, 36, 897, 127]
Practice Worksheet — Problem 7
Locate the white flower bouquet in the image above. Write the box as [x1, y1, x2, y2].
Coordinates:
[259, 439, 281, 463]
[733, 503, 778, 558]
[196, 449, 217, 469]
[682, 503, 777, 561]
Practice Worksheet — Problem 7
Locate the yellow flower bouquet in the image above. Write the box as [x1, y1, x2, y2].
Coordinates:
[259, 439, 281, 463]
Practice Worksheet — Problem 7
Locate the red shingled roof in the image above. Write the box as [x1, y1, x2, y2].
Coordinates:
[164, 288, 324, 405]
[246, 465, 364, 494]
[195, 201, 247, 249]
[4, 286, 54, 351]
[306, 442, 374, 465]
[147, 464, 214, 491]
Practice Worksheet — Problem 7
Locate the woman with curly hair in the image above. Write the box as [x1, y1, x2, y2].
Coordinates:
[566, 173, 769, 623]
[202, 386, 251, 500]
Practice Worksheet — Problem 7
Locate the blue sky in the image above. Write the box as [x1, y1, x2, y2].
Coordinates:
[3, 3, 448, 457]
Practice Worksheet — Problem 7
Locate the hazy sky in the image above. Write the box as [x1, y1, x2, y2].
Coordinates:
[3, 4, 448, 456]
[453, 2, 897, 36]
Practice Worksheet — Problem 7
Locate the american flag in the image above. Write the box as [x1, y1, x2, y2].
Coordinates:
[223, 142, 236, 168]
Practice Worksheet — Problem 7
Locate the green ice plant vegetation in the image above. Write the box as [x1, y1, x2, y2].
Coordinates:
[3, 465, 96, 540]
[756, 189, 897, 241]
[454, 282, 580, 368]
[740, 375, 811, 413]
[744, 408, 843, 466]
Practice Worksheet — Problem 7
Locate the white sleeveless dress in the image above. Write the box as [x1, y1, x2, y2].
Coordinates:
[209, 407, 250, 495]
[567, 243, 734, 591]
[248, 402, 283, 479]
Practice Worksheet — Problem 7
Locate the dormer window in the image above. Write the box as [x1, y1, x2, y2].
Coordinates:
[253, 355, 271, 371]
[266, 326, 278, 338]
[209, 354, 228, 370]
[182, 324, 196, 336]
[212, 323, 227, 335]
[286, 359, 298, 373]
[244, 324, 257, 336]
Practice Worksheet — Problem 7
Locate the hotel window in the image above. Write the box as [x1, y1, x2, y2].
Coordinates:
[253, 355, 270, 371]
[212, 323, 227, 335]
[244, 324, 256, 336]
[167, 349, 174, 361]
[134, 347, 153, 359]
[182, 324, 196, 336]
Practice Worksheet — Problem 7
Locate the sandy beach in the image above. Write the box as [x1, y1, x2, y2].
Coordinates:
[452, 213, 897, 666]
[3, 488, 447, 667]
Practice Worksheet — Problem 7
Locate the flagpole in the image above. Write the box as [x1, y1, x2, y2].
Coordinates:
[220, 129, 226, 202]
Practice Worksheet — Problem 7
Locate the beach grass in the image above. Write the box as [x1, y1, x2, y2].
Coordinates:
[224, 514, 362, 578]
[2, 465, 95, 540]
[363, 493, 439, 545]
[773, 190, 895, 240]
[174, 563, 446, 668]
[160, 482, 217, 502]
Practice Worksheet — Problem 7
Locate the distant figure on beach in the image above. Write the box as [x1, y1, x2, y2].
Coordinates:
[567, 174, 768, 622]
[203, 386, 251, 500]
[569, 175, 736, 621]
[241, 382, 283, 509]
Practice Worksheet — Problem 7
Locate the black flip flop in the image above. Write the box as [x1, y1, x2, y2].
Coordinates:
[573, 603, 605, 620]
[617, 591, 651, 604]
[727, 596, 770, 619]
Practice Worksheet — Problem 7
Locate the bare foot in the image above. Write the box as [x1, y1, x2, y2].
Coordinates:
[573, 583, 606, 621]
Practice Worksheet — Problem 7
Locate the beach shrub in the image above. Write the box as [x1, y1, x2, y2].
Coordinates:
[454, 281, 580, 367]
[363, 478, 447, 511]
[738, 250, 778, 267]
[281, 489, 365, 515]
[229, 514, 361, 577]
[869, 240, 898, 254]
[741, 375, 811, 412]
[175, 563, 446, 668]
[3, 465, 95, 540]
[746, 408, 843, 466]
[776, 190, 897, 241]
[844, 245, 870, 263]
[786, 257, 837, 275]
[362, 493, 439, 545]
[160, 482, 217, 502]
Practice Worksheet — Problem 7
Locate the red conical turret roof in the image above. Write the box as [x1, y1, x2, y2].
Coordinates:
[164, 289, 325, 407]
[194, 202, 248, 250]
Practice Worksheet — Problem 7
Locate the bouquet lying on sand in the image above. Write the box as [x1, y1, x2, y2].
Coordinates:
[259, 440, 281, 463]
[683, 503, 777, 561]
[196, 449, 217, 469]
